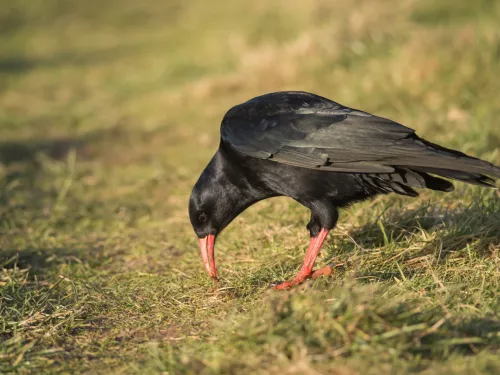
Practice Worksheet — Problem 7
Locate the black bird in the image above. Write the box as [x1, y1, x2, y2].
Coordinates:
[189, 91, 500, 290]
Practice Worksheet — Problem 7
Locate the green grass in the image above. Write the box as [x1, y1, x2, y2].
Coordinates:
[1, 0, 500, 373]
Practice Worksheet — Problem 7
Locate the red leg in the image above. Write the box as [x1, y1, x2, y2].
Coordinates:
[275, 228, 330, 290]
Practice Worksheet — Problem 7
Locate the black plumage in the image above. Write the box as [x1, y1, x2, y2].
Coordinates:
[189, 91, 500, 289]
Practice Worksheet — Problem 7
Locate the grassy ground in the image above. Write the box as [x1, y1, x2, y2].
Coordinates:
[1, 0, 500, 373]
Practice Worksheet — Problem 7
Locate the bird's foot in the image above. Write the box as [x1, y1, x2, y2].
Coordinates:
[311, 264, 333, 279]
[274, 265, 333, 290]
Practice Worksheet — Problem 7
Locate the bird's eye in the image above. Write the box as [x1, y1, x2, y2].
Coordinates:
[199, 212, 208, 223]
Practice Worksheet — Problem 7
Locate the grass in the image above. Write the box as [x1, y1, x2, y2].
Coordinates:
[1, 0, 500, 373]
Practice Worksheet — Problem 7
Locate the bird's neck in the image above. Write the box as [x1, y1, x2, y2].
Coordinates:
[207, 146, 264, 199]
[199, 146, 275, 230]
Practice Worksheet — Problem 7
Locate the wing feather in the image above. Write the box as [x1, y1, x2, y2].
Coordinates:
[221, 92, 500, 178]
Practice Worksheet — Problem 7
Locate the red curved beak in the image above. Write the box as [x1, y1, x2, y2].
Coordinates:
[199, 234, 217, 279]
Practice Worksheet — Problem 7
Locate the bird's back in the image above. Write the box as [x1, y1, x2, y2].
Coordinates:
[220, 91, 499, 199]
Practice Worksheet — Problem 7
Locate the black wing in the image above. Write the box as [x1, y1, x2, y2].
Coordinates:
[221, 91, 500, 179]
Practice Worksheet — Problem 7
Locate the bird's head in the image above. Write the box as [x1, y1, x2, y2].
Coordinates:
[188, 150, 247, 280]
[189, 184, 220, 278]
[189, 180, 226, 280]
[189, 182, 221, 238]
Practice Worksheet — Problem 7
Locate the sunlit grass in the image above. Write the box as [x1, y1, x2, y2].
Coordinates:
[1, 0, 499, 373]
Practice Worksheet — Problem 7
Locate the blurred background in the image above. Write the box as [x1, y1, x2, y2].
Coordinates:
[1, 0, 498, 234]
[1, 0, 499, 373]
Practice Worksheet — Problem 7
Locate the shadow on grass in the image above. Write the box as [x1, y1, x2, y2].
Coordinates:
[0, 137, 87, 216]
[250, 198, 499, 288]
[347, 201, 498, 249]
[0, 37, 170, 75]
[335, 199, 499, 251]
[0, 126, 134, 180]
[0, 49, 130, 74]
[0, 128, 156, 271]
[330, 198, 500, 282]
[0, 247, 101, 274]
[0, 246, 109, 289]
[397, 316, 500, 359]
[0, 124, 179, 170]
[0, 138, 84, 166]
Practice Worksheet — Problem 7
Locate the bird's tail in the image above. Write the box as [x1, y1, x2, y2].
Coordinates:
[411, 167, 497, 188]
[365, 144, 499, 197]
[406, 138, 500, 189]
